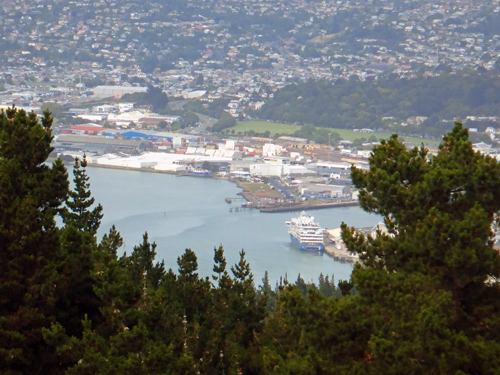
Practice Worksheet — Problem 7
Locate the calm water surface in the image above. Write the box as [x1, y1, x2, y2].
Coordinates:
[87, 167, 378, 285]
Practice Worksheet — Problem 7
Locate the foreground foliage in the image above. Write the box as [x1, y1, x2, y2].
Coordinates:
[1, 109, 499, 374]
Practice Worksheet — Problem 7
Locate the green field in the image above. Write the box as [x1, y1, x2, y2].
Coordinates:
[325, 129, 441, 147]
[230, 121, 301, 135]
[230, 121, 440, 147]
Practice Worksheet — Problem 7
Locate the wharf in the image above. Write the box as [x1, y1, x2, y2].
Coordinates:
[225, 197, 246, 204]
[323, 245, 359, 263]
[177, 172, 212, 177]
[259, 200, 359, 213]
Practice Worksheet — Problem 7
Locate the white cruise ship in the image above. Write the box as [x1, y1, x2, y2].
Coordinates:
[285, 211, 326, 251]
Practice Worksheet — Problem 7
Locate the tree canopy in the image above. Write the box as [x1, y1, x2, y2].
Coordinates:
[121, 85, 169, 113]
[339, 123, 500, 373]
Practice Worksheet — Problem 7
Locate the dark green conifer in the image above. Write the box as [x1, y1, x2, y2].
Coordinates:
[0, 108, 69, 373]
[337, 279, 353, 297]
[120, 232, 165, 287]
[56, 156, 105, 337]
[231, 249, 252, 285]
[261, 271, 272, 293]
[62, 155, 103, 234]
[340, 122, 500, 373]
[259, 271, 276, 312]
[318, 274, 337, 297]
[177, 248, 200, 284]
[212, 245, 232, 287]
[294, 274, 308, 296]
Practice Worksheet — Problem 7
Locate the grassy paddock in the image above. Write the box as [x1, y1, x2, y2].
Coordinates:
[228, 121, 440, 146]
[230, 121, 300, 135]
[237, 182, 272, 192]
[328, 129, 440, 146]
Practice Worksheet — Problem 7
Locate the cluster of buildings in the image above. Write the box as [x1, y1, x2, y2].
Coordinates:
[1, 0, 500, 108]
[54, 121, 363, 201]
[68, 101, 182, 127]
[3, 0, 500, 163]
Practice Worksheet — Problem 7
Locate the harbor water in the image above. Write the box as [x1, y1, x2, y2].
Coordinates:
[87, 167, 378, 286]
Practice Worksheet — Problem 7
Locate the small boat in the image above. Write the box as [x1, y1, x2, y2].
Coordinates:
[187, 166, 211, 176]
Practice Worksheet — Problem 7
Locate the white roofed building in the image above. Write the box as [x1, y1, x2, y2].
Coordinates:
[250, 163, 283, 177]
[107, 111, 149, 124]
[263, 143, 286, 157]
[93, 86, 147, 97]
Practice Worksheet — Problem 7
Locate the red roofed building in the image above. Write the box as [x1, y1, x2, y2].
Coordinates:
[69, 125, 108, 135]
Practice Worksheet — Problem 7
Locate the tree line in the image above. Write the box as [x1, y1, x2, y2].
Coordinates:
[120, 85, 169, 114]
[2, 108, 500, 374]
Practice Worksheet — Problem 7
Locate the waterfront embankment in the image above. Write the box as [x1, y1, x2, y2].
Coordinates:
[323, 245, 359, 263]
[259, 200, 359, 213]
[62, 160, 359, 213]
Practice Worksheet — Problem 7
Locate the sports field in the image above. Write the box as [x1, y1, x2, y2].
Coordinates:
[229, 121, 440, 146]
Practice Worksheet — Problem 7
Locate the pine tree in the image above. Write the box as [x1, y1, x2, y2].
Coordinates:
[55, 156, 105, 338]
[339, 122, 500, 373]
[259, 271, 276, 312]
[62, 155, 103, 234]
[231, 249, 252, 286]
[212, 245, 231, 288]
[0, 108, 69, 373]
[90, 226, 132, 335]
[177, 248, 200, 285]
[261, 271, 272, 294]
[56, 224, 102, 338]
[294, 274, 308, 296]
[120, 232, 165, 288]
[176, 248, 212, 324]
[318, 274, 337, 297]
[227, 250, 267, 373]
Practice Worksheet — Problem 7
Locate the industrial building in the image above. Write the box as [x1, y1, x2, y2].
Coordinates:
[92, 86, 147, 97]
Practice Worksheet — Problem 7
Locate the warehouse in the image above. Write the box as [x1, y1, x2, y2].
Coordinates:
[92, 85, 147, 97]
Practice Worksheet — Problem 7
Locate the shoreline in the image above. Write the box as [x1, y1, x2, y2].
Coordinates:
[63, 160, 359, 213]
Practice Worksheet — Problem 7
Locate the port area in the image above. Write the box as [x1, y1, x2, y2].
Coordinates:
[323, 225, 380, 263]
[231, 180, 358, 213]
[81, 163, 359, 214]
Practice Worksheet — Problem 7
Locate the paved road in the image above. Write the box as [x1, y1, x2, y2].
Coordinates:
[195, 113, 218, 133]
[167, 99, 190, 111]
[269, 178, 296, 200]
[167, 99, 217, 135]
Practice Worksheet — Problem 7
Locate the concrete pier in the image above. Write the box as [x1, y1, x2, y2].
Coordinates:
[323, 245, 359, 263]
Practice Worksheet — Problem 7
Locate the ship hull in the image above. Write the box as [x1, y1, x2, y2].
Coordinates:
[290, 234, 325, 252]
